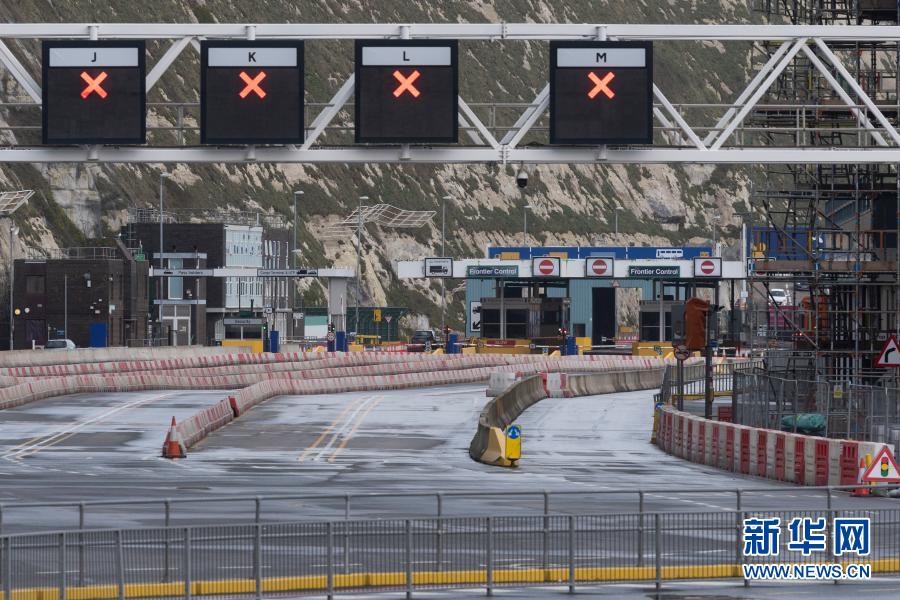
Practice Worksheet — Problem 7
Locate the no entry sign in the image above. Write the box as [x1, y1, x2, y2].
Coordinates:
[586, 257, 615, 277]
[532, 256, 561, 277]
[692, 257, 722, 278]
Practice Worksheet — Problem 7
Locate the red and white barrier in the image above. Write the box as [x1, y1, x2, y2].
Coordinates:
[656, 404, 896, 490]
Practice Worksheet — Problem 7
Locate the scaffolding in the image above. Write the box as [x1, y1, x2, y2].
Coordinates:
[750, 1, 900, 386]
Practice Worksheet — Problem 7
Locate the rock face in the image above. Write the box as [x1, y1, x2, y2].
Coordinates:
[0, 1, 755, 332]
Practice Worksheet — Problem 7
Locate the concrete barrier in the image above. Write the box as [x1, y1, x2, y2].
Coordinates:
[470, 368, 668, 467]
[655, 404, 893, 489]
[0, 345, 244, 369]
[486, 372, 523, 397]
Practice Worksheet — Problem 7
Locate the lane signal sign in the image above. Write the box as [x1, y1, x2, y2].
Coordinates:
[239, 71, 267, 99]
[874, 335, 900, 368]
[393, 69, 421, 98]
[587, 71, 615, 99]
[80, 71, 108, 99]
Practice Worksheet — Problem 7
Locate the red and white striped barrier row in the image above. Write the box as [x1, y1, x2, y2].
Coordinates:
[656, 405, 889, 487]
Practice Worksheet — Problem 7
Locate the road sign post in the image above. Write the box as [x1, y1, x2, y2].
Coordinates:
[875, 335, 900, 367]
[861, 447, 900, 483]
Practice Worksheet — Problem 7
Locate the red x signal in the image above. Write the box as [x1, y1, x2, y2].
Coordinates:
[392, 70, 421, 98]
[80, 71, 108, 99]
[239, 71, 267, 99]
[588, 71, 615, 100]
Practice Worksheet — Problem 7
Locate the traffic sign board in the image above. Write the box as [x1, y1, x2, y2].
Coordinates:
[692, 257, 722, 278]
[549, 41, 653, 144]
[586, 257, 614, 277]
[506, 425, 521, 440]
[532, 257, 561, 277]
[326, 331, 336, 342]
[154, 268, 214, 277]
[201, 41, 304, 144]
[674, 344, 690, 361]
[355, 40, 458, 143]
[42, 41, 146, 144]
[875, 335, 900, 368]
[861, 446, 900, 483]
[257, 268, 318, 277]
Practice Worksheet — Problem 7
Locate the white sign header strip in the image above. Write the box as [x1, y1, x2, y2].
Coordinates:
[48, 47, 139, 67]
[207, 47, 298, 67]
[556, 48, 646, 68]
[361, 46, 452, 66]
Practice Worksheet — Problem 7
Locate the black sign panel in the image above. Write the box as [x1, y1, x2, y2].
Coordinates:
[550, 41, 653, 145]
[42, 41, 146, 145]
[355, 40, 458, 144]
[201, 41, 304, 144]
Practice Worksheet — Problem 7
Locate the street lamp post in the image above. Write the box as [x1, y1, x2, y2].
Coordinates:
[0, 190, 33, 351]
[441, 194, 451, 335]
[158, 173, 172, 336]
[292, 191, 302, 338]
[356, 195, 369, 336]
[712, 212, 721, 250]
[8, 223, 17, 350]
[523, 204, 534, 245]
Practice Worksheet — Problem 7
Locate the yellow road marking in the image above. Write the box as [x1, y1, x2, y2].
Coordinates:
[3, 558, 898, 600]
[327, 395, 384, 463]
[297, 395, 368, 462]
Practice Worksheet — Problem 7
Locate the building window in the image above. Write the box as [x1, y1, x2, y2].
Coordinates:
[168, 258, 183, 300]
[25, 275, 45, 295]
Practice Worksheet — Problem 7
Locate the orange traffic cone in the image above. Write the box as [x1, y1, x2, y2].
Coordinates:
[162, 416, 186, 459]
[852, 457, 869, 496]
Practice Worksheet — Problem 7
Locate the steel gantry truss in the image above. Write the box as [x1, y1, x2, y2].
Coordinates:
[4, 24, 900, 163]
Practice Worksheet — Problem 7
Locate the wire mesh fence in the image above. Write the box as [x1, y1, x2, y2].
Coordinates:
[3, 509, 900, 598]
[733, 369, 900, 453]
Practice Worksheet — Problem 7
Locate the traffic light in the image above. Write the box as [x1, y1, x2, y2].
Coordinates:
[558, 327, 569, 337]
[684, 297, 710, 351]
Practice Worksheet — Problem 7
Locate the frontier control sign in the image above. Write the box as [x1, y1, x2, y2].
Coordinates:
[466, 265, 519, 278]
[628, 265, 680, 278]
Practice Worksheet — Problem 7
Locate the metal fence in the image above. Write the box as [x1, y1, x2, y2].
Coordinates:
[733, 370, 900, 453]
[3, 508, 899, 598]
[656, 359, 763, 405]
[4, 484, 898, 535]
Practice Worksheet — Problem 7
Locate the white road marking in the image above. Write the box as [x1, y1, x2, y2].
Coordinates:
[2, 392, 177, 461]
[312, 395, 382, 462]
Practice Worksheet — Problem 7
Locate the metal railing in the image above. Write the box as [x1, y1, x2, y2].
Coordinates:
[3, 508, 899, 598]
[655, 359, 763, 406]
[3, 484, 898, 535]
[47, 247, 120, 260]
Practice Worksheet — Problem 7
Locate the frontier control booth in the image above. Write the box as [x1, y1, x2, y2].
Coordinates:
[398, 246, 745, 352]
